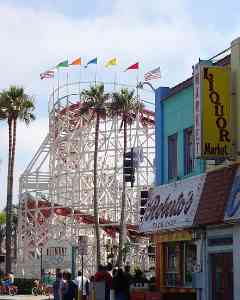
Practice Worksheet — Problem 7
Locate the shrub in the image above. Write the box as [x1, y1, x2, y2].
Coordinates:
[14, 278, 35, 294]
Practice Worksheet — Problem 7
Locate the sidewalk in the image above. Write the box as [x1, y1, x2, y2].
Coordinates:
[0, 295, 53, 300]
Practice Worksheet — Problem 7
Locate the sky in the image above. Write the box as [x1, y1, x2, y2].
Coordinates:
[0, 0, 240, 208]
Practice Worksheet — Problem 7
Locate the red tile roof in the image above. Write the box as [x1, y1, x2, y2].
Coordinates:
[194, 164, 237, 226]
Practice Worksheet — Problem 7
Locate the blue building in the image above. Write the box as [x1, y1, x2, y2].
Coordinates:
[155, 78, 204, 186]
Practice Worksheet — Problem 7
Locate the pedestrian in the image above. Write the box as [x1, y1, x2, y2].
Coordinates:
[112, 268, 128, 300]
[95, 265, 113, 300]
[62, 272, 78, 300]
[74, 271, 89, 300]
[53, 271, 64, 300]
[124, 266, 133, 300]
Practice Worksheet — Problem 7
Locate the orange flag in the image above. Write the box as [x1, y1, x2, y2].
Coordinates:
[70, 57, 81, 65]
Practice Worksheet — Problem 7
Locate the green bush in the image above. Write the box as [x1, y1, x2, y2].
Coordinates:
[14, 278, 35, 294]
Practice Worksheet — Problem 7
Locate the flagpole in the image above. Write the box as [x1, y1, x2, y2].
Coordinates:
[114, 69, 117, 91]
[136, 64, 140, 101]
[57, 68, 60, 109]
[94, 63, 97, 86]
[79, 65, 82, 99]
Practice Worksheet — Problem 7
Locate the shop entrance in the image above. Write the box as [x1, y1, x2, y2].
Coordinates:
[210, 252, 233, 300]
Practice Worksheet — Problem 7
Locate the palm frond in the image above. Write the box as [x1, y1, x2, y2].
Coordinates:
[110, 88, 145, 127]
[0, 86, 36, 124]
[80, 84, 109, 120]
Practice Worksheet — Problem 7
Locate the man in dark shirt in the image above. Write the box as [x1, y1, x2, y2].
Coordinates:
[62, 272, 78, 300]
[124, 265, 133, 300]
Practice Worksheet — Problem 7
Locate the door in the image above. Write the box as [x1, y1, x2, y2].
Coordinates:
[211, 253, 233, 300]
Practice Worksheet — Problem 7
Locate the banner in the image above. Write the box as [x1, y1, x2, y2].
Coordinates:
[201, 66, 232, 158]
[42, 240, 72, 269]
[139, 174, 206, 233]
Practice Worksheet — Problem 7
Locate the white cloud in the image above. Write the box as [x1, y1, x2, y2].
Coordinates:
[0, 118, 48, 208]
[0, 1, 237, 91]
[0, 0, 239, 208]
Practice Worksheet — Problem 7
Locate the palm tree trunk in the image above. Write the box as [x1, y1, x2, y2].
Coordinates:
[10, 118, 17, 264]
[117, 120, 127, 267]
[94, 113, 101, 267]
[5, 118, 13, 273]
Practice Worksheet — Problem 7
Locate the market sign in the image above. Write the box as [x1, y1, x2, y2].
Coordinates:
[194, 65, 232, 158]
[225, 167, 240, 221]
[139, 174, 205, 233]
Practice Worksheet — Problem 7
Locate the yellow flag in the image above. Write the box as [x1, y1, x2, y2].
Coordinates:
[105, 57, 118, 68]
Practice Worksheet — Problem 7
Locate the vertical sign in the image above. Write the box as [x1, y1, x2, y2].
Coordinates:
[202, 66, 231, 158]
[193, 64, 202, 158]
[78, 235, 88, 255]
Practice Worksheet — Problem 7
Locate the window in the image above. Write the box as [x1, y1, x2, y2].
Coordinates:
[165, 243, 177, 286]
[168, 133, 178, 180]
[184, 243, 197, 286]
[164, 242, 197, 287]
[184, 127, 194, 175]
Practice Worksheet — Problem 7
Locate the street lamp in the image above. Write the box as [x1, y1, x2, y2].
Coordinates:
[40, 247, 43, 281]
[137, 81, 156, 92]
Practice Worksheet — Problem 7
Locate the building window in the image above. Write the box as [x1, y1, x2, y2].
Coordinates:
[184, 127, 194, 175]
[164, 242, 197, 287]
[168, 133, 178, 180]
[165, 243, 177, 286]
[184, 243, 197, 286]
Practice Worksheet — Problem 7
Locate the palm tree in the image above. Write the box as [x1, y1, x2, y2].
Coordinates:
[0, 86, 35, 273]
[80, 84, 110, 266]
[110, 88, 144, 267]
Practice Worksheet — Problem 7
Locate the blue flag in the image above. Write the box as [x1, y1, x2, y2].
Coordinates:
[85, 57, 97, 68]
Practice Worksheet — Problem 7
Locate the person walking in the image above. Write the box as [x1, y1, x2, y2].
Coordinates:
[95, 265, 113, 300]
[124, 266, 133, 300]
[112, 268, 128, 300]
[53, 271, 64, 300]
[74, 271, 89, 300]
[62, 272, 78, 300]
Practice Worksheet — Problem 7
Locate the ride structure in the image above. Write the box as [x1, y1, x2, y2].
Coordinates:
[17, 80, 155, 278]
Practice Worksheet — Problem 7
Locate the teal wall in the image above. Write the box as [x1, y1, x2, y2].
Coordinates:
[162, 85, 204, 183]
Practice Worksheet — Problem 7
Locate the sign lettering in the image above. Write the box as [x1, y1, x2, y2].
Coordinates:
[139, 175, 205, 233]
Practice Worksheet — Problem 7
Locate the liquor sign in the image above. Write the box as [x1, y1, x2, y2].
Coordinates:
[225, 167, 240, 221]
[78, 235, 88, 255]
[194, 63, 202, 158]
[43, 240, 71, 269]
[201, 66, 232, 158]
[139, 174, 205, 233]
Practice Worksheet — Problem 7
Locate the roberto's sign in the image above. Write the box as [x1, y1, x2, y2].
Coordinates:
[139, 175, 205, 233]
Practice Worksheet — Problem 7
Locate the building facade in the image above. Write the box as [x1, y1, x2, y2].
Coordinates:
[140, 37, 240, 300]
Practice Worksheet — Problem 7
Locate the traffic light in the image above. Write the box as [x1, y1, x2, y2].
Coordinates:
[140, 190, 149, 220]
[147, 243, 155, 257]
[123, 148, 135, 187]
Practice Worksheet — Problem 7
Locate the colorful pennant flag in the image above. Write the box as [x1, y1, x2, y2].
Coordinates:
[144, 67, 161, 81]
[105, 57, 118, 68]
[56, 60, 69, 68]
[85, 57, 97, 68]
[125, 62, 139, 71]
[40, 70, 55, 80]
[70, 57, 81, 65]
